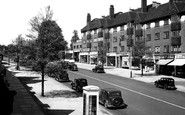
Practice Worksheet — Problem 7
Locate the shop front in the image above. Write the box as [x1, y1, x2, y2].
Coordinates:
[90, 52, 98, 64]
[168, 54, 185, 77]
[156, 58, 174, 75]
[79, 52, 89, 63]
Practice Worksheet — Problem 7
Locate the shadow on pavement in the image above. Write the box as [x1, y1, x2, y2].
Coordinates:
[44, 90, 82, 98]
[17, 76, 45, 84]
[47, 109, 74, 115]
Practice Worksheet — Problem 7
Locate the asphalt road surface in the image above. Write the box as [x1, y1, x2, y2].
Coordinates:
[66, 68, 185, 115]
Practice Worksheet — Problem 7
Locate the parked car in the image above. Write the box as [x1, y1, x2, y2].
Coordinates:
[92, 65, 105, 73]
[54, 70, 69, 82]
[99, 88, 127, 108]
[68, 62, 78, 71]
[71, 78, 88, 92]
[154, 77, 176, 90]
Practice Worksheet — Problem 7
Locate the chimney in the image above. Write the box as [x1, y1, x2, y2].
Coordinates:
[141, 0, 147, 12]
[152, 1, 160, 8]
[87, 13, 91, 24]
[109, 5, 114, 19]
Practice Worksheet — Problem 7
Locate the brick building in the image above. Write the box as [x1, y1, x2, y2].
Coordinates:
[73, 0, 185, 77]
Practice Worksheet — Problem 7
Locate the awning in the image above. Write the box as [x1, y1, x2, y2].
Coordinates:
[79, 52, 89, 56]
[168, 59, 185, 66]
[156, 59, 173, 65]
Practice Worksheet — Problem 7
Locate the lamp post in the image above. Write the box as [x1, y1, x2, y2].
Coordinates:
[129, 46, 133, 78]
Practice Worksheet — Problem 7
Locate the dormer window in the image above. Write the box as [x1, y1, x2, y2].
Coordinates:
[164, 19, 169, 25]
[146, 23, 151, 29]
[113, 27, 117, 33]
[155, 21, 159, 27]
[120, 25, 124, 31]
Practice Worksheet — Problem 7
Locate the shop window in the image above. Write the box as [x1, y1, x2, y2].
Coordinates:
[164, 31, 169, 39]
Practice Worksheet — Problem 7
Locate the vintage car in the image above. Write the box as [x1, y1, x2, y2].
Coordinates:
[54, 70, 69, 82]
[71, 78, 88, 92]
[92, 65, 105, 73]
[99, 88, 127, 108]
[154, 77, 176, 90]
[68, 62, 78, 71]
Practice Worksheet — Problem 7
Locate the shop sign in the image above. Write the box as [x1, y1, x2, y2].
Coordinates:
[175, 53, 185, 59]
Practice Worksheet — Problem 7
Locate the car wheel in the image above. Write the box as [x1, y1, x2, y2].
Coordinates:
[104, 101, 108, 108]
[112, 98, 123, 107]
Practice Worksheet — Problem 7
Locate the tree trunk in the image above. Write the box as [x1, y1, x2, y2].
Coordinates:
[41, 64, 44, 96]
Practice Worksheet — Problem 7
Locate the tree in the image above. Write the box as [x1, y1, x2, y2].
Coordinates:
[70, 30, 79, 50]
[97, 41, 107, 66]
[12, 34, 25, 70]
[133, 40, 152, 75]
[30, 6, 67, 96]
[27, 6, 53, 39]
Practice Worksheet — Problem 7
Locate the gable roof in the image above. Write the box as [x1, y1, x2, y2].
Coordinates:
[81, 1, 185, 32]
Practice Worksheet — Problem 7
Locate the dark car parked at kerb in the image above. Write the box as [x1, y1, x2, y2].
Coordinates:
[71, 78, 88, 92]
[154, 77, 176, 90]
[92, 65, 105, 73]
[54, 70, 69, 82]
[99, 88, 127, 109]
[68, 62, 78, 71]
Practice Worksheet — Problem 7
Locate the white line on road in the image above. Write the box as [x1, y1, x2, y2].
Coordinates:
[72, 71, 185, 110]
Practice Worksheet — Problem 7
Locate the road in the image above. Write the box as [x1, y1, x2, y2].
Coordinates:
[66, 68, 185, 115]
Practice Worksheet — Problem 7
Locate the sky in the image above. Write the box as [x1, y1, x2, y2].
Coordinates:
[0, 0, 168, 46]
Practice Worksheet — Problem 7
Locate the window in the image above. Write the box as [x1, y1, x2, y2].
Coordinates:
[172, 31, 180, 37]
[120, 25, 124, 31]
[155, 21, 159, 27]
[164, 45, 169, 53]
[113, 37, 117, 43]
[164, 19, 169, 25]
[113, 27, 117, 33]
[120, 46, 125, 52]
[164, 31, 169, 39]
[155, 46, 160, 53]
[136, 36, 143, 41]
[83, 33, 86, 36]
[94, 46, 97, 51]
[146, 34, 151, 41]
[73, 46, 76, 49]
[113, 47, 117, 52]
[171, 14, 180, 22]
[146, 23, 151, 29]
[94, 30, 97, 34]
[120, 35, 125, 41]
[155, 33, 160, 40]
[127, 23, 132, 28]
[171, 45, 181, 52]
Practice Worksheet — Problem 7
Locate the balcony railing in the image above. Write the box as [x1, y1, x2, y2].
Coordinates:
[98, 31, 103, 38]
[171, 21, 181, 31]
[135, 29, 143, 37]
[98, 41, 103, 47]
[104, 33, 110, 39]
[87, 43, 91, 48]
[127, 38, 133, 47]
[171, 36, 181, 45]
[127, 27, 133, 35]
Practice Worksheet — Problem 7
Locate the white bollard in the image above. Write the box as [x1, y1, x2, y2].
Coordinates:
[83, 85, 99, 115]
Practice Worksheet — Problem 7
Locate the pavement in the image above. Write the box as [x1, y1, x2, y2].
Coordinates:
[2, 59, 185, 115]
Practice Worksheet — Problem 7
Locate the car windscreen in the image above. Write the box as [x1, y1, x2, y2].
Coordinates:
[109, 91, 121, 97]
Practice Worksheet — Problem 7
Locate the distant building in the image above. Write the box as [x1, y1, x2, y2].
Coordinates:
[73, 0, 185, 77]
